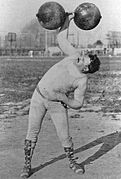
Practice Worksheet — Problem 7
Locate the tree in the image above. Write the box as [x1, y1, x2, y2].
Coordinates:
[94, 40, 103, 46]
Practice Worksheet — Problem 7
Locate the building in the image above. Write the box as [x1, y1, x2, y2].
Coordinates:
[106, 31, 121, 48]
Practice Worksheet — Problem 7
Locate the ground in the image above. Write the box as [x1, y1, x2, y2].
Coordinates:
[1, 57, 121, 179]
[1, 105, 121, 179]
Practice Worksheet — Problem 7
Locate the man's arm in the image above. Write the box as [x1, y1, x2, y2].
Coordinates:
[58, 78, 87, 110]
[57, 14, 78, 56]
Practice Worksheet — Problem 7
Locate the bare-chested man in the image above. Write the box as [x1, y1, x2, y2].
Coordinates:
[21, 13, 100, 178]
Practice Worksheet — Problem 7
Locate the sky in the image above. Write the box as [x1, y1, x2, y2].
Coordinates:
[0, 0, 121, 45]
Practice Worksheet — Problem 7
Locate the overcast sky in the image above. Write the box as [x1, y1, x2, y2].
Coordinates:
[0, 0, 121, 44]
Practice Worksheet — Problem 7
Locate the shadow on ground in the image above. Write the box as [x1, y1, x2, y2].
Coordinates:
[31, 131, 121, 177]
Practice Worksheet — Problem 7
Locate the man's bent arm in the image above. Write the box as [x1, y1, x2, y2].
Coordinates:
[60, 78, 87, 110]
[67, 96, 84, 110]
[57, 87, 86, 110]
[57, 93, 84, 110]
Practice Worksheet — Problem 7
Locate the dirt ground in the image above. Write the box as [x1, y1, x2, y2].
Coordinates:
[1, 59, 121, 179]
[1, 103, 121, 179]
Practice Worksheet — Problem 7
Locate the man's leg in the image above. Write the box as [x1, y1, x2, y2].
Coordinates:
[48, 102, 72, 147]
[48, 102, 84, 174]
[21, 90, 47, 178]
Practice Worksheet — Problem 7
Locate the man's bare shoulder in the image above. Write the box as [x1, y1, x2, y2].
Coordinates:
[57, 54, 79, 66]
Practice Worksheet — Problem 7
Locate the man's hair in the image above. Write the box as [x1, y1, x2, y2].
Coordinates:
[83, 54, 100, 74]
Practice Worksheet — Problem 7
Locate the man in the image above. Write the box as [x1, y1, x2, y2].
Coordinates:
[21, 13, 100, 178]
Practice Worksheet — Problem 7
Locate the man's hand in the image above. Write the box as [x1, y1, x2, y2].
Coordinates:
[67, 12, 74, 21]
[59, 12, 74, 32]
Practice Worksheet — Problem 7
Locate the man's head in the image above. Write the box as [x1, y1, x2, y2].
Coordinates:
[76, 54, 100, 74]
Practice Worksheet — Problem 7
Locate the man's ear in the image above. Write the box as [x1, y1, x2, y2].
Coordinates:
[75, 58, 80, 65]
[77, 58, 80, 63]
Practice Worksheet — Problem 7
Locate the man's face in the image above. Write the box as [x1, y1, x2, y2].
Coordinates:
[77, 55, 91, 72]
[82, 55, 91, 66]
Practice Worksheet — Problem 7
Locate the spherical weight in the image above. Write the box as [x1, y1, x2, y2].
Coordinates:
[74, 3, 101, 30]
[36, 1, 66, 30]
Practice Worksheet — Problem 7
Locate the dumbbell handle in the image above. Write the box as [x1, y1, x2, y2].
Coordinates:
[65, 12, 73, 16]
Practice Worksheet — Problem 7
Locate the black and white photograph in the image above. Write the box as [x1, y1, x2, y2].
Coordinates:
[0, 0, 121, 178]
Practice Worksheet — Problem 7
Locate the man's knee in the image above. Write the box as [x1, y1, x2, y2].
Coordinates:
[60, 136, 73, 148]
